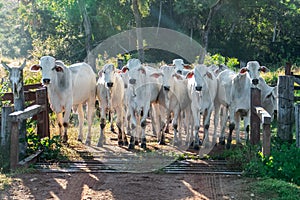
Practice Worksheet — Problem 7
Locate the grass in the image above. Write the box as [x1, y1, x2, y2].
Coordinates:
[248, 178, 300, 200]
[0, 173, 12, 191]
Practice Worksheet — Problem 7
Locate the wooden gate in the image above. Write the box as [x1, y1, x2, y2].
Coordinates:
[0, 83, 50, 170]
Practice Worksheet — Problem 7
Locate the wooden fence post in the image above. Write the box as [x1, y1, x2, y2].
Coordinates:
[36, 88, 50, 138]
[251, 88, 261, 145]
[262, 117, 271, 156]
[10, 121, 19, 170]
[296, 103, 300, 148]
[0, 106, 13, 171]
[277, 75, 294, 142]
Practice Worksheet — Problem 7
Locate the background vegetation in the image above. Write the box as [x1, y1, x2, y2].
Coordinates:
[0, 0, 299, 68]
[0, 0, 299, 197]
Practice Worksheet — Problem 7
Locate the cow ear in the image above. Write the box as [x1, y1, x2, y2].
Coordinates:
[138, 67, 146, 75]
[173, 73, 183, 80]
[30, 64, 41, 72]
[206, 71, 213, 80]
[239, 67, 248, 74]
[259, 66, 270, 73]
[184, 65, 193, 69]
[98, 71, 103, 78]
[121, 66, 129, 73]
[150, 72, 163, 78]
[55, 66, 64, 72]
[186, 71, 194, 79]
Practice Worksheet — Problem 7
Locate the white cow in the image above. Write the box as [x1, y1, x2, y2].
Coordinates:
[186, 64, 218, 149]
[171, 59, 193, 75]
[245, 61, 278, 119]
[122, 58, 164, 149]
[96, 63, 128, 147]
[152, 65, 192, 146]
[214, 69, 237, 145]
[30, 56, 96, 144]
[226, 67, 252, 149]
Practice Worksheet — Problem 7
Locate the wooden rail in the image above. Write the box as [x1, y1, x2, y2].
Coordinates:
[1, 84, 49, 170]
[9, 104, 43, 169]
[251, 88, 271, 156]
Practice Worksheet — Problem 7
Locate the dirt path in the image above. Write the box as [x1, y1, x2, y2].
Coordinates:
[1, 172, 255, 200]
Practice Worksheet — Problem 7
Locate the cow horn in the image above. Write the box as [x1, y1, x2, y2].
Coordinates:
[20, 60, 26, 70]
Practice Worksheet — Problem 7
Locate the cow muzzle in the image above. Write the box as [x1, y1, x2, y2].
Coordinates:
[177, 70, 182, 75]
[43, 78, 51, 85]
[129, 79, 136, 84]
[107, 82, 113, 88]
[163, 86, 170, 91]
[195, 86, 202, 91]
[252, 79, 259, 85]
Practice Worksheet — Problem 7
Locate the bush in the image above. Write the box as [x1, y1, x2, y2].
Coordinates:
[26, 131, 63, 162]
[244, 142, 300, 186]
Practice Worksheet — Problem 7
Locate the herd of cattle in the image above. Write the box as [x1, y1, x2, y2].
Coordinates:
[29, 56, 278, 150]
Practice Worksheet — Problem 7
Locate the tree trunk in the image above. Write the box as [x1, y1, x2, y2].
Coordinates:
[78, 0, 95, 71]
[199, 0, 225, 64]
[132, 0, 145, 62]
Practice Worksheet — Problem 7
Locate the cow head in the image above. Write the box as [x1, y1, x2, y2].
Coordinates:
[172, 58, 184, 74]
[125, 59, 143, 85]
[1, 60, 26, 99]
[193, 64, 213, 92]
[99, 63, 115, 88]
[30, 56, 65, 86]
[245, 61, 269, 86]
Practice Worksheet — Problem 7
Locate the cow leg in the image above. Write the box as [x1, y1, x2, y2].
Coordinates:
[77, 104, 84, 142]
[203, 108, 212, 148]
[192, 109, 200, 150]
[86, 99, 95, 145]
[172, 108, 180, 146]
[140, 106, 150, 149]
[98, 117, 106, 147]
[213, 102, 221, 145]
[244, 114, 250, 143]
[109, 111, 115, 133]
[56, 112, 64, 137]
[219, 107, 228, 145]
[235, 113, 241, 144]
[63, 107, 72, 144]
[128, 111, 137, 149]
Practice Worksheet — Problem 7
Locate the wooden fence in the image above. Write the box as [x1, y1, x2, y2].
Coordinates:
[250, 63, 300, 155]
[251, 88, 271, 156]
[0, 83, 50, 170]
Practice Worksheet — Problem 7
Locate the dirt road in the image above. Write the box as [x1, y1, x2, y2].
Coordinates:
[1, 172, 257, 200]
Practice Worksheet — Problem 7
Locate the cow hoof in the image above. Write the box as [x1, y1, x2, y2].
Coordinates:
[193, 144, 200, 150]
[135, 141, 139, 145]
[111, 127, 115, 133]
[124, 140, 129, 146]
[164, 128, 169, 134]
[158, 140, 166, 145]
[118, 141, 124, 146]
[128, 143, 135, 150]
[226, 143, 231, 149]
[141, 143, 147, 149]
[97, 142, 103, 147]
[189, 141, 194, 147]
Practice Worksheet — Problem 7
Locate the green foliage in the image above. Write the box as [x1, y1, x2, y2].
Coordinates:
[221, 144, 260, 170]
[244, 142, 300, 186]
[26, 131, 63, 162]
[248, 178, 300, 200]
[204, 53, 239, 70]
